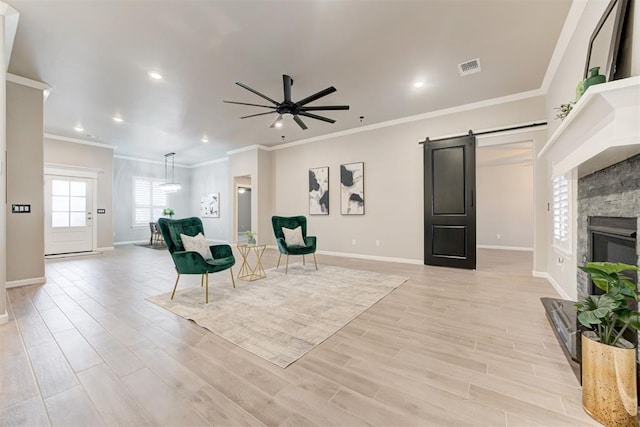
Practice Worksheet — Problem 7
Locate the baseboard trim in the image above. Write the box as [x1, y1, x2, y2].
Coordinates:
[0, 311, 8, 325]
[316, 250, 423, 265]
[96, 246, 114, 252]
[113, 240, 148, 246]
[532, 270, 572, 300]
[477, 245, 533, 252]
[6, 276, 47, 289]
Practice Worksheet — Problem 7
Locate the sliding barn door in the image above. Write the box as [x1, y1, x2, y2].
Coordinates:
[424, 134, 476, 269]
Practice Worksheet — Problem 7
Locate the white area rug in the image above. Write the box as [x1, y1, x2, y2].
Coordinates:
[147, 264, 409, 367]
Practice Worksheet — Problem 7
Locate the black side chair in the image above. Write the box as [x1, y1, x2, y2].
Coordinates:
[271, 215, 317, 274]
[157, 217, 235, 303]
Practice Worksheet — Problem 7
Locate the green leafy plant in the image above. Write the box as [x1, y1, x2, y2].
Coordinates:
[245, 231, 256, 240]
[554, 102, 575, 120]
[163, 208, 175, 218]
[575, 262, 640, 346]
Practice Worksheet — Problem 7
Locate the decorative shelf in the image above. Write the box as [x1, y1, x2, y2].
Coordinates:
[538, 76, 640, 178]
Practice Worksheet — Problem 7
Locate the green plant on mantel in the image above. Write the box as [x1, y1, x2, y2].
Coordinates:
[575, 262, 640, 346]
[554, 102, 575, 121]
[163, 208, 175, 218]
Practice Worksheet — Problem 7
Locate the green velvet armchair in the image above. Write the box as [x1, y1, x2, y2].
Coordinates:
[271, 215, 317, 274]
[157, 217, 235, 303]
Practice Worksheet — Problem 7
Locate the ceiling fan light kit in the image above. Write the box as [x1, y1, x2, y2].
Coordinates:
[224, 74, 350, 130]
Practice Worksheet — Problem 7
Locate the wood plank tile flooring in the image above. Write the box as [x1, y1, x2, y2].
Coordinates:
[1, 246, 598, 426]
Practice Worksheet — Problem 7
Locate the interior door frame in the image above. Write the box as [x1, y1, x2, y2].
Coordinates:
[44, 164, 99, 252]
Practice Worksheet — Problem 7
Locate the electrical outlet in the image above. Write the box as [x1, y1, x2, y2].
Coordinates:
[376, 240, 380, 246]
[352, 239, 356, 245]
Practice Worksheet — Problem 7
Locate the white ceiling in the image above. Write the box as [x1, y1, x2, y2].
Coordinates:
[7, 0, 571, 166]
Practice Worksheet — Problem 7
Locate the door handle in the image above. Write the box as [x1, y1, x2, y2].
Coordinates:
[470, 190, 474, 208]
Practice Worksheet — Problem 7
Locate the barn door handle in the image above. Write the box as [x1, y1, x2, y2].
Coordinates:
[471, 190, 474, 208]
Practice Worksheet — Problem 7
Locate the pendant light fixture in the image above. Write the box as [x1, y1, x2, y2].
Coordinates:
[159, 152, 181, 193]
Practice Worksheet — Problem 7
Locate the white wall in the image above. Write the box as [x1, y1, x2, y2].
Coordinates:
[189, 159, 230, 242]
[271, 96, 546, 262]
[543, 0, 640, 299]
[476, 162, 533, 249]
[113, 157, 191, 243]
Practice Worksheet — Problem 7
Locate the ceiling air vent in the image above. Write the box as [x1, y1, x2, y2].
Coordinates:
[458, 58, 481, 76]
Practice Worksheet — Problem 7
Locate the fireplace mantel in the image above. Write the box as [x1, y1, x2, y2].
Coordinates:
[538, 77, 640, 178]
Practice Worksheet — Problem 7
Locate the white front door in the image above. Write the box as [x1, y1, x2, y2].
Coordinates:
[44, 175, 94, 255]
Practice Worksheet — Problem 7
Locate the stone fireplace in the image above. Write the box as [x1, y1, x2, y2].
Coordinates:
[576, 153, 640, 299]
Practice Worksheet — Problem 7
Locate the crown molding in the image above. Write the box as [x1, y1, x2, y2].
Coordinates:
[225, 144, 272, 156]
[44, 133, 116, 150]
[113, 154, 190, 168]
[267, 88, 545, 152]
[191, 157, 229, 168]
[7, 73, 51, 91]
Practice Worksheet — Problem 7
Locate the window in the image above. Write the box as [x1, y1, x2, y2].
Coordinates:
[51, 179, 87, 228]
[133, 177, 167, 227]
[552, 173, 570, 252]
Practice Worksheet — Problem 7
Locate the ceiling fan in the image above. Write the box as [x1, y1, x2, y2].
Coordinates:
[223, 74, 349, 130]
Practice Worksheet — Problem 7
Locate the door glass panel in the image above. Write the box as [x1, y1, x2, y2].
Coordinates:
[70, 196, 86, 212]
[52, 196, 69, 212]
[70, 212, 86, 227]
[52, 180, 69, 196]
[70, 181, 86, 197]
[52, 212, 69, 227]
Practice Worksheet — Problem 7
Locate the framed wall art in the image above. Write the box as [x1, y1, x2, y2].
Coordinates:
[201, 193, 220, 218]
[340, 162, 364, 215]
[309, 166, 329, 215]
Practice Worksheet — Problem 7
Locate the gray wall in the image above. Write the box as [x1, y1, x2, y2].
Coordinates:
[113, 157, 191, 243]
[44, 138, 114, 249]
[189, 159, 230, 242]
[271, 96, 545, 261]
[237, 188, 252, 233]
[476, 161, 534, 249]
[6, 81, 45, 283]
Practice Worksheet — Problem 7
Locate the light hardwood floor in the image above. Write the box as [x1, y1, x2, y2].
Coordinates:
[0, 246, 598, 426]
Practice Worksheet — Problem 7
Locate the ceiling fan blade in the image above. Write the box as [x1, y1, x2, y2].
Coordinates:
[293, 115, 308, 130]
[235, 82, 279, 105]
[223, 100, 276, 109]
[298, 111, 336, 124]
[240, 111, 277, 119]
[300, 105, 350, 111]
[269, 115, 284, 128]
[296, 86, 337, 107]
[283, 75, 293, 103]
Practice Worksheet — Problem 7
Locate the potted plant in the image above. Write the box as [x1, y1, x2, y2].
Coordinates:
[245, 231, 256, 245]
[575, 262, 640, 426]
[163, 208, 175, 219]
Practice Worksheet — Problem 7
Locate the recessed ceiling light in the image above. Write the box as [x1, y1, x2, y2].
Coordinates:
[201, 137, 209, 143]
[148, 71, 163, 80]
[413, 81, 425, 88]
[74, 126, 84, 132]
[113, 116, 124, 123]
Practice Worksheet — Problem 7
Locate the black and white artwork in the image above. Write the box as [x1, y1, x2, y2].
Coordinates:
[340, 162, 364, 215]
[309, 167, 329, 215]
[200, 193, 220, 218]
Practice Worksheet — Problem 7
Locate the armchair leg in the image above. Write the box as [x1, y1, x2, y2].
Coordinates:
[230, 268, 236, 288]
[303, 255, 306, 266]
[171, 273, 181, 300]
[285, 254, 289, 274]
[201, 275, 204, 287]
[313, 253, 318, 270]
[276, 254, 282, 269]
[205, 272, 209, 304]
